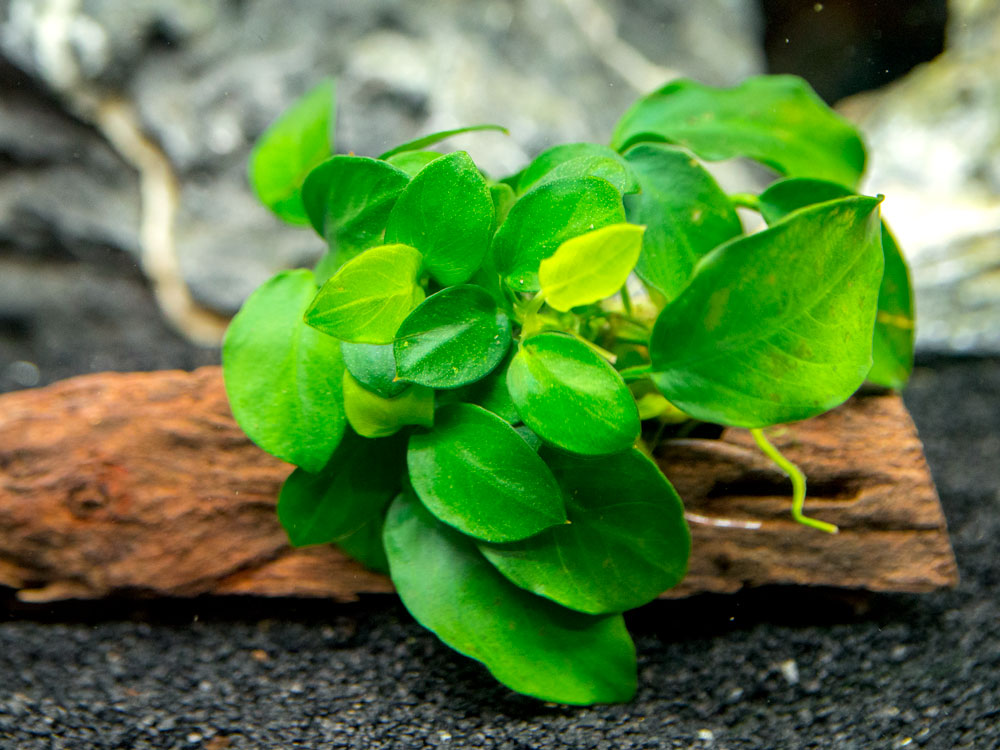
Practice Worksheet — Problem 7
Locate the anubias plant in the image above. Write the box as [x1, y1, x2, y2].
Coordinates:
[223, 75, 914, 704]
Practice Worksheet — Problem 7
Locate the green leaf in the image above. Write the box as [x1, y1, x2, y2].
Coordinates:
[222, 269, 345, 473]
[648, 196, 884, 427]
[407, 403, 566, 542]
[623, 144, 743, 300]
[490, 182, 516, 231]
[394, 285, 512, 389]
[383, 493, 637, 704]
[249, 79, 335, 224]
[277, 431, 406, 572]
[538, 223, 645, 312]
[758, 177, 914, 389]
[378, 124, 508, 159]
[611, 76, 866, 189]
[385, 151, 495, 285]
[492, 177, 625, 292]
[385, 150, 443, 177]
[342, 371, 433, 438]
[479, 448, 690, 614]
[519, 143, 640, 194]
[449, 357, 520, 423]
[341, 342, 408, 398]
[304, 243, 424, 344]
[301, 156, 409, 259]
[507, 333, 640, 455]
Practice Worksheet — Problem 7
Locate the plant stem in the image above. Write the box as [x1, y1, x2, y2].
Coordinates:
[571, 333, 618, 363]
[620, 283, 634, 317]
[750, 428, 839, 534]
[730, 192, 762, 211]
[617, 363, 653, 382]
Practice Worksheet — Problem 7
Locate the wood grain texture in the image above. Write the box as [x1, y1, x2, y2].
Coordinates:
[0, 367, 957, 603]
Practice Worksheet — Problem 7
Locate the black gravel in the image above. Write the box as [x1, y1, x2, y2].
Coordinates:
[1, 353, 998, 749]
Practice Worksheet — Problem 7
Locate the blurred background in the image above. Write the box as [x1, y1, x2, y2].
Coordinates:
[1, 0, 996, 392]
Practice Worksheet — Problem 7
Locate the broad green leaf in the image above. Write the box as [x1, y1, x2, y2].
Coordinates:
[301, 156, 409, 260]
[342, 371, 433, 438]
[649, 196, 884, 427]
[407, 403, 566, 542]
[492, 177, 625, 292]
[507, 333, 640, 455]
[519, 143, 640, 194]
[385, 150, 442, 177]
[394, 285, 511, 389]
[538, 223, 645, 312]
[479, 448, 690, 614]
[383, 493, 637, 704]
[377, 124, 508, 159]
[277, 431, 406, 572]
[611, 76, 866, 189]
[304, 243, 424, 344]
[623, 144, 743, 300]
[758, 177, 914, 389]
[341, 342, 408, 398]
[385, 151, 494, 285]
[222, 269, 345, 473]
[249, 79, 335, 224]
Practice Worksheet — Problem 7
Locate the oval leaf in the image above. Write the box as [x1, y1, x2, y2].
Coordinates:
[492, 177, 625, 292]
[222, 269, 345, 473]
[385, 150, 442, 177]
[378, 124, 508, 160]
[385, 151, 494, 285]
[538, 223, 645, 312]
[507, 333, 640, 455]
[249, 79, 335, 224]
[342, 371, 433, 439]
[341, 342, 408, 398]
[623, 143, 743, 300]
[383, 493, 637, 704]
[394, 285, 511, 389]
[407, 403, 566, 542]
[519, 143, 639, 194]
[611, 76, 866, 189]
[648, 196, 884, 427]
[304, 243, 424, 344]
[479, 448, 690, 614]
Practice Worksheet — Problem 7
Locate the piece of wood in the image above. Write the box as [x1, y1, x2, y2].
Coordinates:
[0, 367, 957, 603]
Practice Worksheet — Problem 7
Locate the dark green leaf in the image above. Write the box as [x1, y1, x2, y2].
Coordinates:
[479, 448, 690, 614]
[341, 342, 408, 398]
[277, 431, 406, 572]
[507, 333, 640, 455]
[623, 144, 743, 300]
[385, 150, 443, 177]
[648, 196, 884, 427]
[222, 269, 345, 473]
[385, 151, 494, 285]
[378, 124, 508, 159]
[342, 371, 434, 438]
[249, 79, 335, 224]
[383, 493, 637, 704]
[304, 243, 424, 344]
[450, 357, 520, 423]
[492, 177, 625, 292]
[520, 143, 640, 194]
[611, 76, 866, 189]
[407, 403, 566, 542]
[394, 285, 511, 389]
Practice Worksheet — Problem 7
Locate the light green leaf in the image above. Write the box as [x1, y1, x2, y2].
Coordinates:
[479, 448, 690, 614]
[507, 333, 640, 455]
[490, 182, 516, 231]
[341, 342, 408, 398]
[492, 177, 625, 292]
[649, 196, 884, 427]
[407, 403, 566, 542]
[249, 79, 335, 224]
[383, 493, 637, 704]
[538, 223, 645, 312]
[385, 151, 494, 285]
[519, 143, 640, 194]
[222, 269, 345, 473]
[611, 76, 866, 189]
[623, 144, 743, 300]
[342, 370, 433, 439]
[394, 285, 511, 389]
[378, 124, 508, 159]
[385, 150, 443, 177]
[304, 243, 424, 344]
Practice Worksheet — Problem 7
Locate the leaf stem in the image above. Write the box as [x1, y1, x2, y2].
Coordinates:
[571, 333, 618, 364]
[730, 192, 762, 211]
[618, 363, 653, 382]
[750, 428, 838, 534]
[620, 283, 634, 317]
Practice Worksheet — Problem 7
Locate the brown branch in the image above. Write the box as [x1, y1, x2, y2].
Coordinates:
[0, 367, 957, 603]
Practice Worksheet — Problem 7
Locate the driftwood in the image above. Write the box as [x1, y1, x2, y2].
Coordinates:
[0, 367, 957, 603]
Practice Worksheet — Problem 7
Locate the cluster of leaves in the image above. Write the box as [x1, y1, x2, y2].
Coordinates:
[223, 75, 914, 705]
